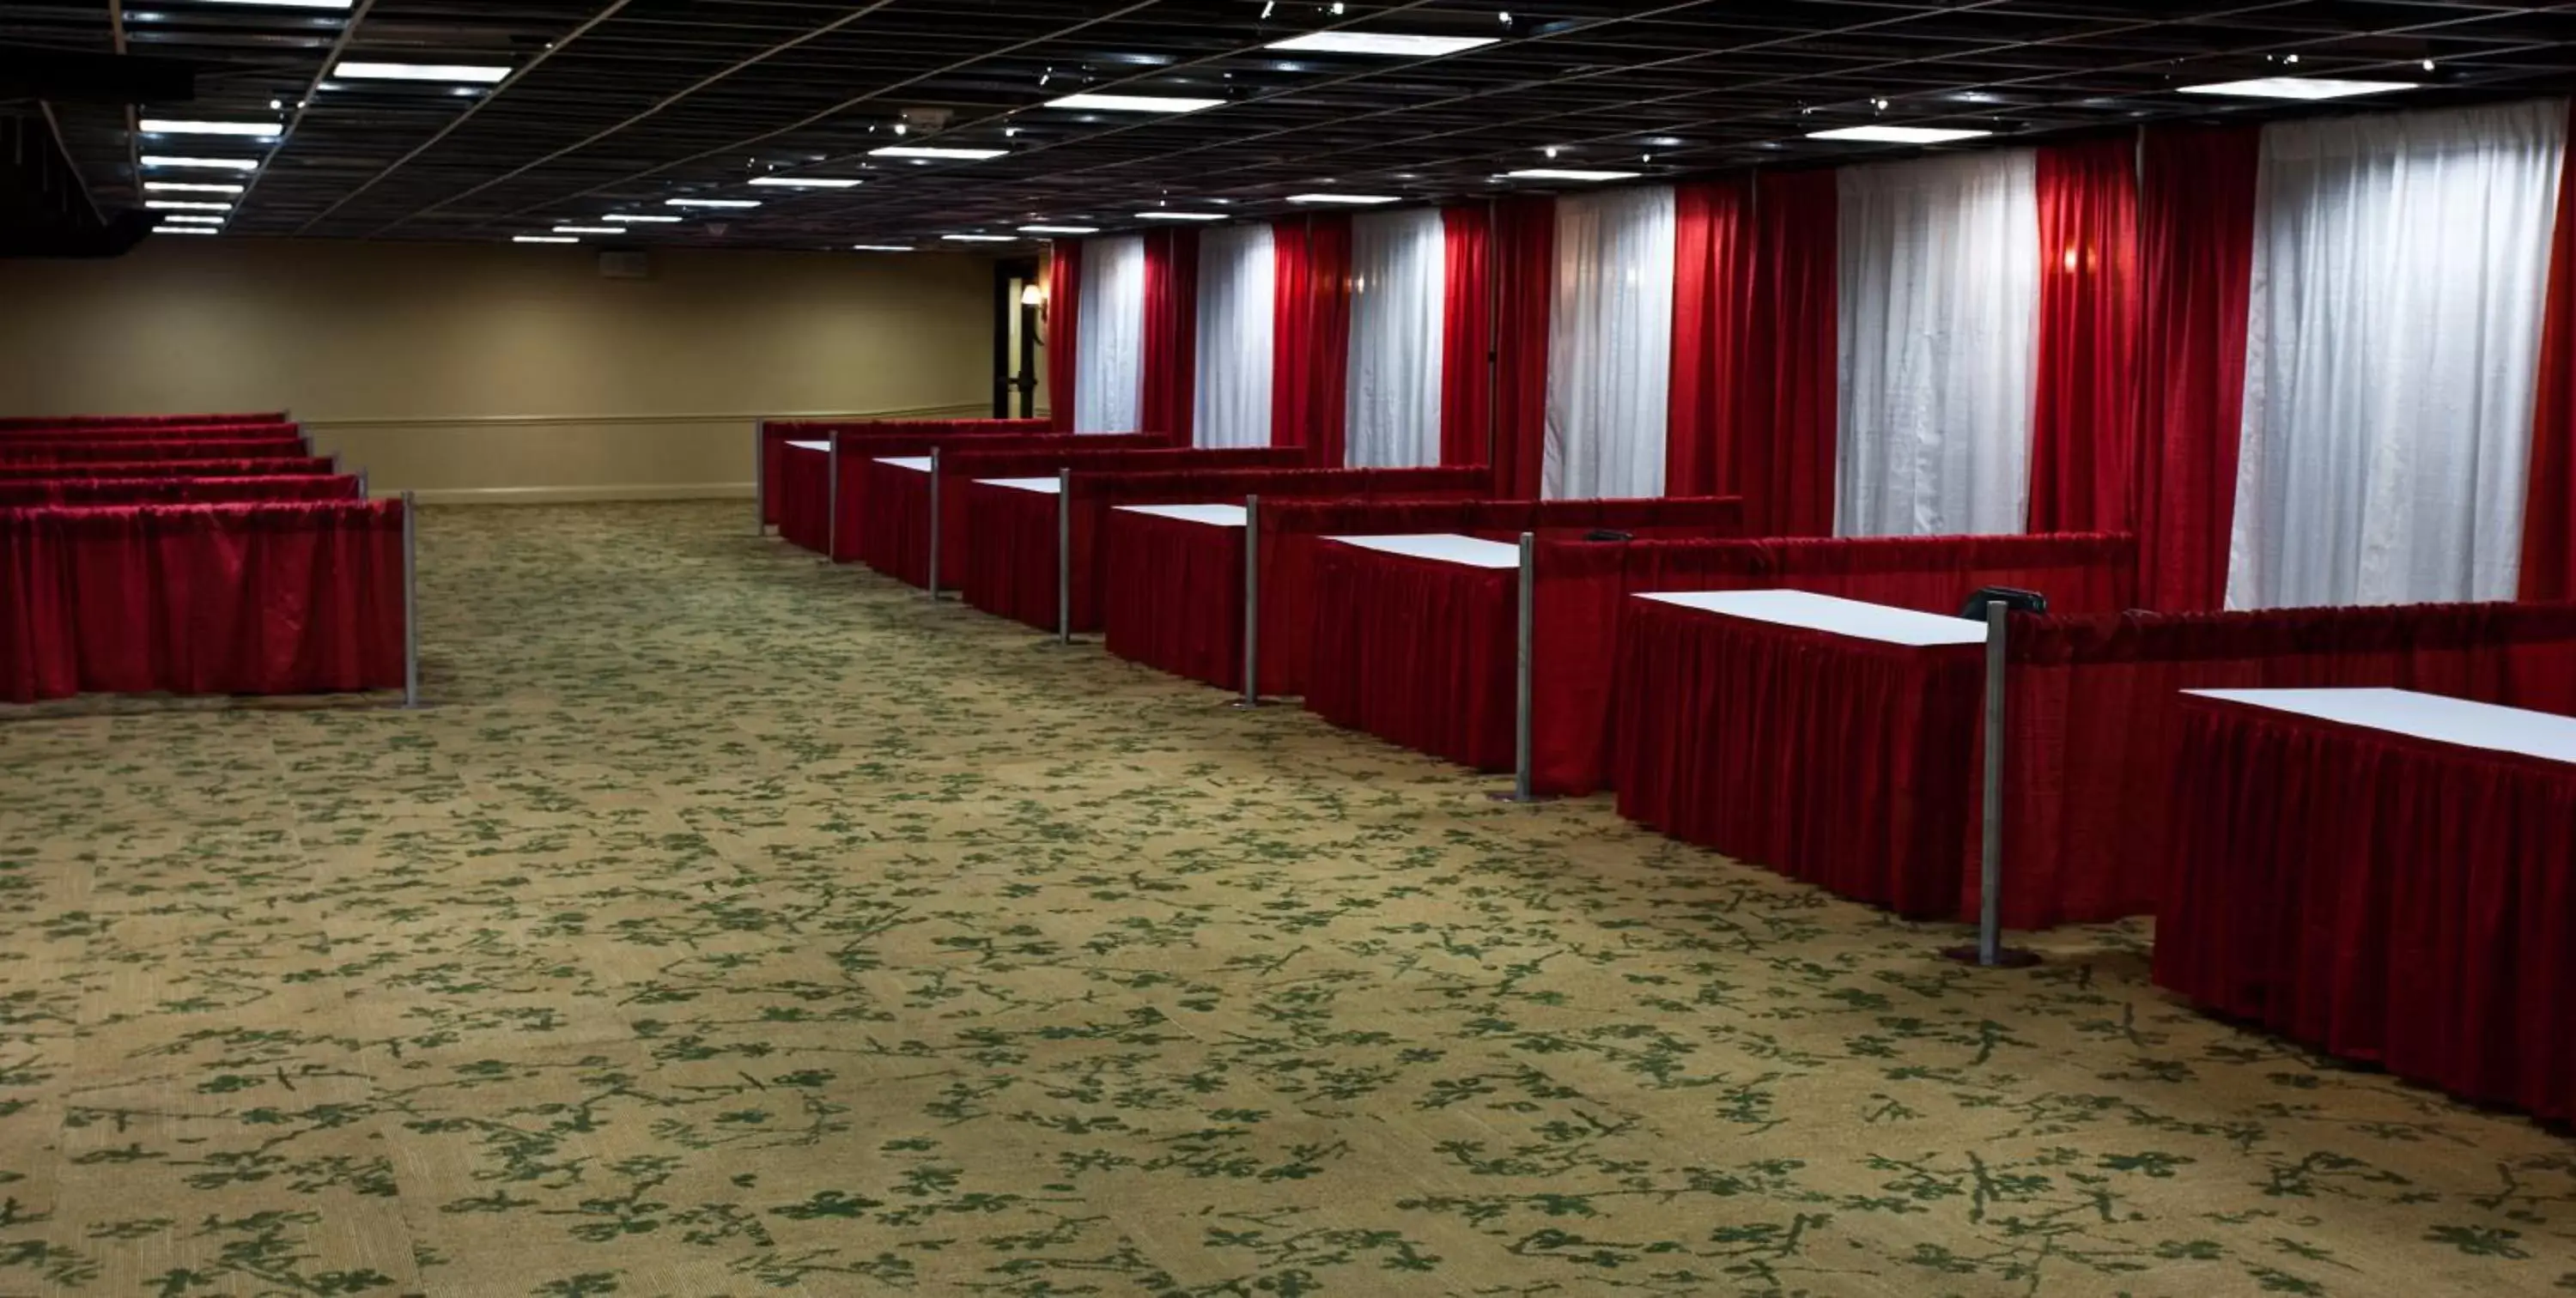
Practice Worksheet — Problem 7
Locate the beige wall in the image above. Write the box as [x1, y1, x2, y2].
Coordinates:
[0, 238, 1005, 501]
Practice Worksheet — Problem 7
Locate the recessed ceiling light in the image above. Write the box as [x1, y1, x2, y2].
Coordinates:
[868, 145, 1010, 161]
[145, 181, 246, 194]
[1044, 92, 1225, 113]
[2177, 76, 2417, 100]
[1504, 168, 1641, 182]
[851, 244, 914, 252]
[553, 226, 623, 234]
[1263, 32, 1501, 57]
[666, 198, 761, 209]
[142, 155, 260, 171]
[140, 119, 283, 138]
[603, 214, 681, 223]
[1286, 193, 1400, 205]
[1805, 124, 1993, 144]
[1018, 224, 1099, 234]
[156, 225, 221, 234]
[513, 235, 577, 244]
[161, 214, 225, 224]
[187, 0, 352, 8]
[942, 234, 1018, 242]
[749, 175, 865, 188]
[1134, 210, 1227, 221]
[146, 199, 233, 211]
[332, 62, 511, 83]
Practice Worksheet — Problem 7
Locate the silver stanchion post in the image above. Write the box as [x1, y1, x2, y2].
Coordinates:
[1231, 494, 1262, 708]
[1490, 531, 1544, 804]
[1056, 469, 1073, 645]
[753, 419, 769, 535]
[927, 447, 944, 599]
[401, 490, 421, 709]
[356, 469, 369, 500]
[824, 432, 842, 563]
[1945, 597, 2037, 968]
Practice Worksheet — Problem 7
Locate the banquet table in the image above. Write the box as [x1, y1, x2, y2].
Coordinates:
[2159, 688, 2576, 1122]
[960, 477, 1071, 630]
[1100, 503, 1249, 690]
[1303, 534, 1524, 769]
[776, 440, 833, 554]
[1609, 590, 1989, 918]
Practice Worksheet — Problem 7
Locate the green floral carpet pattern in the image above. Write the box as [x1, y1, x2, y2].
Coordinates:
[0, 501, 2569, 1298]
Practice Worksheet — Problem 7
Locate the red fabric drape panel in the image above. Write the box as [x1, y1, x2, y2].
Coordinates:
[2133, 124, 2261, 611]
[1046, 242, 1083, 434]
[2519, 101, 2576, 601]
[1740, 171, 1838, 536]
[1668, 179, 1753, 499]
[1491, 196, 1555, 499]
[1273, 215, 1355, 465]
[2028, 137, 2142, 533]
[1439, 206, 1493, 468]
[1140, 229, 1200, 442]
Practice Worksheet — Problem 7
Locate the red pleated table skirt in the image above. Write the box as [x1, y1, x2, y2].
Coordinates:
[1302, 537, 1518, 771]
[1100, 506, 1247, 692]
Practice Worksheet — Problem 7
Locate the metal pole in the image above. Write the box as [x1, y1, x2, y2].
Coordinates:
[825, 431, 842, 563]
[1233, 494, 1262, 707]
[1514, 531, 1535, 801]
[927, 446, 944, 598]
[401, 490, 420, 709]
[1978, 601, 2008, 967]
[1056, 468, 1073, 644]
[753, 418, 769, 535]
[356, 469, 368, 500]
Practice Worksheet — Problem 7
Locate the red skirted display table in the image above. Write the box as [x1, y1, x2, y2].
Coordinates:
[817, 434, 1171, 563]
[757, 417, 1054, 529]
[0, 457, 336, 482]
[0, 475, 359, 506]
[775, 440, 834, 554]
[1101, 504, 1250, 690]
[2159, 688, 2576, 1123]
[0, 411, 285, 432]
[1610, 591, 1988, 918]
[0, 436, 306, 464]
[0, 422, 300, 444]
[1303, 535, 1525, 768]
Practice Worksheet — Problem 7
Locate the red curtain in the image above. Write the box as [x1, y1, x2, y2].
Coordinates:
[1140, 229, 1200, 443]
[1492, 196, 1555, 499]
[1668, 179, 1753, 499]
[1045, 241, 1082, 434]
[1273, 215, 1354, 466]
[2520, 100, 2576, 601]
[1439, 205, 1493, 468]
[0, 501, 405, 704]
[2133, 124, 2260, 611]
[2028, 137, 2142, 533]
[1739, 171, 1838, 537]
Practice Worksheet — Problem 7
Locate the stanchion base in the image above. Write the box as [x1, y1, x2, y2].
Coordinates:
[1486, 792, 1556, 805]
[1228, 698, 1268, 710]
[1036, 637, 1083, 648]
[1939, 944, 2042, 969]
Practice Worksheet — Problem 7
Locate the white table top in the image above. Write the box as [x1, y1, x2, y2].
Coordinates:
[785, 440, 831, 452]
[2189, 688, 2576, 766]
[1637, 589, 1990, 647]
[876, 456, 932, 472]
[1116, 503, 1248, 527]
[978, 476, 1062, 494]
[1328, 533, 1521, 569]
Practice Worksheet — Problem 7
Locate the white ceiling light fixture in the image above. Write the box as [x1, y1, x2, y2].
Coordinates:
[1504, 168, 1641, 182]
[157, 225, 221, 234]
[140, 119, 283, 138]
[145, 181, 246, 194]
[553, 226, 624, 234]
[602, 214, 682, 223]
[2177, 76, 2417, 100]
[186, 0, 353, 8]
[162, 214, 226, 224]
[1134, 210, 1226, 221]
[1044, 92, 1226, 113]
[146, 199, 233, 211]
[851, 244, 915, 252]
[749, 175, 865, 188]
[869, 145, 1010, 161]
[942, 234, 1018, 242]
[513, 235, 578, 244]
[666, 198, 761, 209]
[1264, 32, 1502, 58]
[1286, 192, 1400, 205]
[1805, 124, 1993, 144]
[331, 62, 512, 83]
[142, 155, 260, 171]
[1018, 224, 1098, 234]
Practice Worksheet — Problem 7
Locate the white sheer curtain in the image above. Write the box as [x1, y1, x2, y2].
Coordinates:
[1192, 223, 1277, 449]
[1073, 234, 1145, 434]
[1545, 185, 1676, 499]
[1835, 150, 2039, 537]
[1345, 208, 1447, 468]
[2227, 100, 2565, 609]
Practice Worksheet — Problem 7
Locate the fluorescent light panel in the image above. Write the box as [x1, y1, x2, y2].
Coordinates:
[2178, 76, 2417, 101]
[1045, 92, 1225, 113]
[1134, 210, 1226, 221]
[145, 181, 245, 193]
[554, 226, 623, 234]
[147, 200, 233, 210]
[143, 155, 259, 171]
[1504, 168, 1642, 182]
[162, 214, 226, 224]
[868, 145, 1008, 161]
[1265, 32, 1500, 57]
[140, 119, 282, 138]
[602, 214, 680, 223]
[1806, 124, 1992, 144]
[187, 0, 351, 8]
[157, 226, 221, 234]
[332, 61, 510, 83]
[1018, 224, 1098, 234]
[851, 244, 914, 252]
[943, 234, 1017, 242]
[749, 175, 864, 188]
[1286, 192, 1400, 205]
[666, 198, 760, 209]
[513, 235, 577, 244]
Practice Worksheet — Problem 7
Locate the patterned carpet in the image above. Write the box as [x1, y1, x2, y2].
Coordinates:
[0, 501, 2568, 1298]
